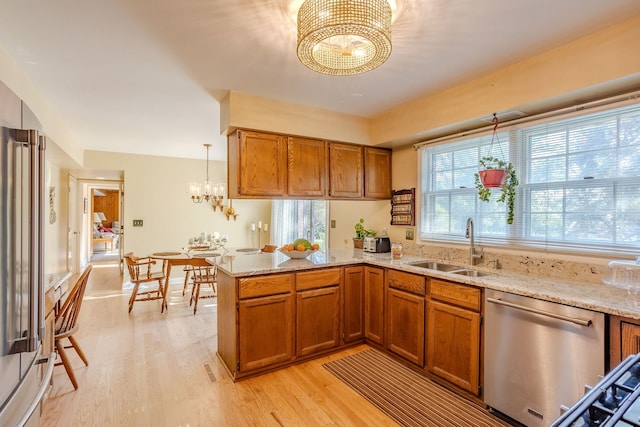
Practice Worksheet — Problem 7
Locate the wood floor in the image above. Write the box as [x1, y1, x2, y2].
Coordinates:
[40, 259, 501, 427]
[40, 260, 398, 426]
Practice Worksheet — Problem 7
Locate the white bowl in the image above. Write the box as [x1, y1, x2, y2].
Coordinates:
[279, 248, 318, 259]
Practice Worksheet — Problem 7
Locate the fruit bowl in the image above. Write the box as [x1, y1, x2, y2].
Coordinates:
[279, 248, 318, 259]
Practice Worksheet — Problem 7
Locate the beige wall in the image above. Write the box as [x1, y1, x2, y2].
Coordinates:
[373, 14, 640, 145]
[84, 151, 272, 261]
[221, 91, 372, 144]
[44, 160, 70, 276]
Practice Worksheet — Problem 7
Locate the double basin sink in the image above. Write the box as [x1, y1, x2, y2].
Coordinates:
[406, 260, 493, 277]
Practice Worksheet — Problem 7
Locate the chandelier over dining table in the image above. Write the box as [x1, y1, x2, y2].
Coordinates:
[189, 143, 225, 211]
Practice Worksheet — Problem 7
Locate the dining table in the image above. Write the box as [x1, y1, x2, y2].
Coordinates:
[150, 247, 223, 312]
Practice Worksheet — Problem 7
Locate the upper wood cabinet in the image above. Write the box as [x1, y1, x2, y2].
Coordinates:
[364, 147, 392, 199]
[288, 136, 327, 197]
[228, 129, 391, 200]
[228, 129, 288, 198]
[329, 142, 363, 198]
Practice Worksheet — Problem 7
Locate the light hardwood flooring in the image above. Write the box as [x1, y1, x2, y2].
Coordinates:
[41, 260, 400, 427]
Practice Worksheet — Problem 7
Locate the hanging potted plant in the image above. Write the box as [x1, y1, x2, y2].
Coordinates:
[474, 114, 519, 224]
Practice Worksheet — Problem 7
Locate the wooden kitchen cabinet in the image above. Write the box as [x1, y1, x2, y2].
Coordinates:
[386, 270, 426, 366]
[343, 266, 365, 343]
[296, 268, 341, 356]
[288, 136, 327, 197]
[364, 266, 385, 345]
[238, 293, 295, 372]
[610, 315, 640, 371]
[426, 279, 481, 395]
[228, 129, 288, 198]
[364, 147, 392, 199]
[234, 273, 295, 374]
[329, 142, 363, 198]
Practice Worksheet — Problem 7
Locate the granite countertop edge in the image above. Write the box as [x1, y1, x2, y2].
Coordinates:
[207, 248, 638, 319]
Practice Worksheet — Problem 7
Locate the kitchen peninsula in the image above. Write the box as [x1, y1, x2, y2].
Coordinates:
[211, 248, 640, 386]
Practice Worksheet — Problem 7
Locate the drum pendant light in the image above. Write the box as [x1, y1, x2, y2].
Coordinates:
[297, 0, 392, 76]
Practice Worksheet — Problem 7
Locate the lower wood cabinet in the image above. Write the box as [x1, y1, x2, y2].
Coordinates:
[426, 279, 481, 395]
[238, 293, 295, 372]
[343, 266, 365, 343]
[364, 266, 385, 345]
[386, 288, 425, 366]
[297, 286, 340, 356]
[610, 315, 640, 371]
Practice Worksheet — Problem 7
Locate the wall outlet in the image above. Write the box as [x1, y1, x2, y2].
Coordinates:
[133, 219, 143, 227]
[405, 228, 414, 240]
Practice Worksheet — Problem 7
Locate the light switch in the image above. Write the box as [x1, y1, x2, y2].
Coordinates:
[331, 220, 336, 228]
[133, 219, 143, 227]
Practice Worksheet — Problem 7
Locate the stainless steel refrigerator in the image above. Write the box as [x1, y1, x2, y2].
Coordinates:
[0, 82, 55, 427]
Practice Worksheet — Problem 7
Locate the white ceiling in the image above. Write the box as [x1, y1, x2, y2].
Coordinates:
[0, 0, 639, 164]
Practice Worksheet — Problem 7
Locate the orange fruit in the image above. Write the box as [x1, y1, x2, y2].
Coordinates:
[297, 244, 306, 251]
[311, 243, 320, 250]
[287, 244, 294, 251]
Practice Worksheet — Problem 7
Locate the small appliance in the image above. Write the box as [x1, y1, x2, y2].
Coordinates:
[363, 237, 391, 253]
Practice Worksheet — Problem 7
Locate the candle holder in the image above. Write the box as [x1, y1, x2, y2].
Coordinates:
[251, 221, 269, 248]
[224, 199, 239, 221]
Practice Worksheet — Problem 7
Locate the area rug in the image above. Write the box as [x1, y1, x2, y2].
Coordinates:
[323, 349, 510, 427]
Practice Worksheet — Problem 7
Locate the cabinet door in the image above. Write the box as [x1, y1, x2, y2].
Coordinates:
[364, 266, 385, 345]
[329, 142, 363, 198]
[426, 300, 480, 395]
[610, 315, 640, 370]
[387, 288, 425, 366]
[288, 136, 327, 197]
[364, 147, 392, 199]
[343, 266, 365, 343]
[235, 130, 287, 197]
[238, 294, 294, 372]
[297, 286, 340, 356]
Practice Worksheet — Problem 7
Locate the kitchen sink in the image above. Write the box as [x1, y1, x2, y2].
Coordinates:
[450, 269, 493, 277]
[407, 261, 461, 272]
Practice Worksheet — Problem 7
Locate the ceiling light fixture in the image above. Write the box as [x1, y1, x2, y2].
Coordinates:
[189, 144, 225, 212]
[297, 0, 392, 76]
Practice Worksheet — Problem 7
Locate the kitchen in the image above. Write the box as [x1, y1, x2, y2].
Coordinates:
[1, 1, 640, 426]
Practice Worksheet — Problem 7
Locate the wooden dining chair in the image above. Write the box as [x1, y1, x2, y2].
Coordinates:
[190, 264, 217, 315]
[124, 253, 167, 313]
[54, 265, 93, 390]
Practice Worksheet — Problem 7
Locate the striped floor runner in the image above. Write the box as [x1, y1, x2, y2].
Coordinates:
[323, 349, 512, 427]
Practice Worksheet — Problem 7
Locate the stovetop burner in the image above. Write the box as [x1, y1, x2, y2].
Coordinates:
[551, 354, 640, 427]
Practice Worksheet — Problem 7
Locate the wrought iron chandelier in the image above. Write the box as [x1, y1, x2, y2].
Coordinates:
[189, 144, 225, 211]
[297, 0, 392, 76]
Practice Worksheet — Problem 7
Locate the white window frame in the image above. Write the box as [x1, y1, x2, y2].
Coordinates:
[418, 99, 640, 257]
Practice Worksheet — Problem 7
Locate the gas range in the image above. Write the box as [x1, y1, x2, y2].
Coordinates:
[552, 353, 640, 426]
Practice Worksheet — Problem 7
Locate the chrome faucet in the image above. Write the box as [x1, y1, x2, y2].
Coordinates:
[465, 218, 483, 265]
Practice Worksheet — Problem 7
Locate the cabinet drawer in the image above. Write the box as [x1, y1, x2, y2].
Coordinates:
[239, 274, 294, 299]
[430, 279, 481, 311]
[387, 269, 426, 296]
[296, 268, 341, 291]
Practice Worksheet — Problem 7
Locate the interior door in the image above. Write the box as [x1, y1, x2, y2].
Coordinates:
[118, 182, 124, 274]
[68, 175, 79, 274]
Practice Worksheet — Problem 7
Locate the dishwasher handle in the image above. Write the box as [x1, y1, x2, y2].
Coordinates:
[486, 297, 592, 327]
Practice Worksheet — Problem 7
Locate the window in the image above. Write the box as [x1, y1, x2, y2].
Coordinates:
[420, 102, 640, 255]
[270, 200, 328, 249]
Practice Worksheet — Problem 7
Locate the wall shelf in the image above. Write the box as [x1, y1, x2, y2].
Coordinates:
[390, 188, 415, 226]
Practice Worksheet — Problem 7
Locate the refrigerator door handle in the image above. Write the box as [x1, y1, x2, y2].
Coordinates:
[15, 353, 55, 427]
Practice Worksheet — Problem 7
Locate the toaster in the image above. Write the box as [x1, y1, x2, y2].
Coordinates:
[363, 236, 391, 253]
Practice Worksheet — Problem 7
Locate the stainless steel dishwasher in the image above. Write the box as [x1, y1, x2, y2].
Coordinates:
[484, 289, 605, 427]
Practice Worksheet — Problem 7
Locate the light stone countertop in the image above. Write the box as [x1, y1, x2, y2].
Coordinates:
[207, 247, 640, 320]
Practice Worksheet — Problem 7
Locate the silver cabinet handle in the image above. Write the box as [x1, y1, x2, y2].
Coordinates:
[16, 353, 56, 427]
[486, 297, 592, 327]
